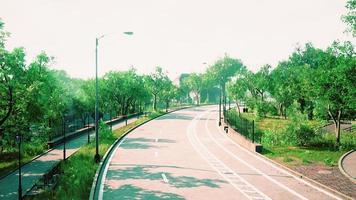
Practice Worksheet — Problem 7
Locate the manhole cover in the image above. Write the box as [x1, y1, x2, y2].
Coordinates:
[318, 170, 332, 174]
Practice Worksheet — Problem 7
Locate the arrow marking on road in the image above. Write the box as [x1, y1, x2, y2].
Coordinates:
[162, 173, 169, 183]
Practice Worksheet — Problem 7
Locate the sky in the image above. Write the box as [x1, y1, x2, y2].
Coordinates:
[1, 0, 355, 80]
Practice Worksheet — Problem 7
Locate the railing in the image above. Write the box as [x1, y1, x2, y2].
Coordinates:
[224, 109, 262, 143]
[344, 125, 355, 133]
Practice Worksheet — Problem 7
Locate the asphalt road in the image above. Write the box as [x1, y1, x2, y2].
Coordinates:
[99, 106, 344, 200]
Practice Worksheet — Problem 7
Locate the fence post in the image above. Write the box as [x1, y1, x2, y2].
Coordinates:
[245, 119, 247, 138]
[87, 114, 90, 144]
[252, 120, 255, 143]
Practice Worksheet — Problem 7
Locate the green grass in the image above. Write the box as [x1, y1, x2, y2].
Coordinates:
[238, 112, 354, 167]
[240, 112, 324, 132]
[262, 146, 346, 167]
[30, 115, 156, 200]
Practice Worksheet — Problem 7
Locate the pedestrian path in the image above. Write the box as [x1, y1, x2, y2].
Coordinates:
[340, 150, 356, 182]
[0, 117, 137, 200]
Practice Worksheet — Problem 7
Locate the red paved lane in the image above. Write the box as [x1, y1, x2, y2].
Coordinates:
[99, 106, 344, 200]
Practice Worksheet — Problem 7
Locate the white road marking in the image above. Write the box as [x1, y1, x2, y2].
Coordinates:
[186, 110, 270, 200]
[98, 136, 129, 200]
[155, 138, 159, 143]
[212, 108, 342, 200]
[155, 151, 158, 157]
[162, 173, 169, 183]
[205, 110, 308, 200]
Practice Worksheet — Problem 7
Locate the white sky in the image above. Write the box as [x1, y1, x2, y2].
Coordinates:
[1, 0, 355, 80]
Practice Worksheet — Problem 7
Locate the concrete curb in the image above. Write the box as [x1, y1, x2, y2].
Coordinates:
[256, 152, 353, 200]
[338, 149, 356, 184]
[89, 106, 194, 200]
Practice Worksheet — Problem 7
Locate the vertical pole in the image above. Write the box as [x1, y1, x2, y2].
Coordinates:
[63, 116, 66, 161]
[87, 114, 90, 144]
[219, 84, 222, 126]
[252, 120, 255, 143]
[18, 135, 22, 200]
[94, 38, 100, 163]
[245, 119, 247, 138]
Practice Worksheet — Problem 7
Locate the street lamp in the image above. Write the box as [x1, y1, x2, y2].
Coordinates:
[16, 134, 22, 200]
[94, 31, 134, 163]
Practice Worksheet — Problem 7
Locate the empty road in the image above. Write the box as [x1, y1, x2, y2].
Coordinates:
[97, 106, 343, 200]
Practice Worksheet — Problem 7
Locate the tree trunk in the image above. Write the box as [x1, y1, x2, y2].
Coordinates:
[206, 92, 210, 103]
[235, 101, 241, 116]
[279, 103, 283, 118]
[166, 101, 169, 112]
[153, 94, 157, 111]
[327, 105, 342, 145]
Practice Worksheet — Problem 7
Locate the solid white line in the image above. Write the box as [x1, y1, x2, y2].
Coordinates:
[162, 173, 169, 183]
[98, 136, 128, 200]
[187, 110, 269, 200]
[213, 108, 342, 200]
[205, 110, 308, 200]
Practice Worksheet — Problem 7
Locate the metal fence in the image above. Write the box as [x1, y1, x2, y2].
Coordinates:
[48, 112, 142, 141]
[224, 109, 262, 143]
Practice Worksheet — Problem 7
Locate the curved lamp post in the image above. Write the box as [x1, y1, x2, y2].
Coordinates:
[94, 31, 134, 163]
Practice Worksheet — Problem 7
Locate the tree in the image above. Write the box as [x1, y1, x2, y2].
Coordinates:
[343, 0, 356, 36]
[314, 41, 356, 144]
[207, 55, 245, 110]
[227, 77, 248, 116]
[186, 73, 203, 105]
[160, 80, 176, 112]
[145, 67, 170, 111]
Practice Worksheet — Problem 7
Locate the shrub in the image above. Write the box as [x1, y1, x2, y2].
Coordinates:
[99, 121, 114, 142]
[294, 124, 315, 146]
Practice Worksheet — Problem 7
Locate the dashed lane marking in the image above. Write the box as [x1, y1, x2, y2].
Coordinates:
[162, 173, 169, 183]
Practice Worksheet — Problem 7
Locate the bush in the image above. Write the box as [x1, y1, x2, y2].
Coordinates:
[294, 124, 315, 146]
[255, 101, 269, 118]
[310, 132, 356, 151]
[99, 121, 114, 142]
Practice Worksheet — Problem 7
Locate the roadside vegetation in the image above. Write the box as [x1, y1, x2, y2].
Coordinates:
[29, 113, 162, 200]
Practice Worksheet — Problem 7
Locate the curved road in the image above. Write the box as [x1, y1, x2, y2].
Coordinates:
[97, 106, 343, 200]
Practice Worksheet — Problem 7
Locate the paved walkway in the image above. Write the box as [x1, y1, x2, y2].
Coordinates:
[341, 150, 356, 181]
[95, 106, 344, 200]
[0, 117, 137, 200]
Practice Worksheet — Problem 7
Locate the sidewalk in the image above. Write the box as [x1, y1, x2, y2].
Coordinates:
[0, 117, 137, 200]
[340, 150, 356, 182]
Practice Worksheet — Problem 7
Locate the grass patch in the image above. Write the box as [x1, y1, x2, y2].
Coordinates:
[262, 146, 346, 167]
[31, 115, 156, 200]
[243, 111, 354, 167]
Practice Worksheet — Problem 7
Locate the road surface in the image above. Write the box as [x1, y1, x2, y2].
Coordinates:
[98, 106, 343, 200]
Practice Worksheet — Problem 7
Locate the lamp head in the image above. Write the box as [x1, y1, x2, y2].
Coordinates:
[123, 31, 134, 35]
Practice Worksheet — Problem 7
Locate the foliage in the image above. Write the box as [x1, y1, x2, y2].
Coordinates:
[343, 0, 356, 36]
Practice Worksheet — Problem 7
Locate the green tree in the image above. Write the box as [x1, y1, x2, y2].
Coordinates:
[145, 67, 170, 111]
[314, 41, 356, 144]
[186, 73, 203, 105]
[207, 55, 245, 110]
[343, 0, 356, 36]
